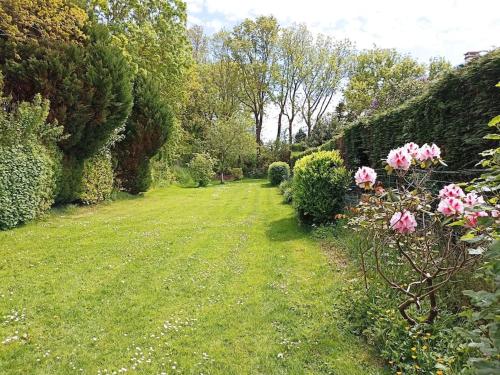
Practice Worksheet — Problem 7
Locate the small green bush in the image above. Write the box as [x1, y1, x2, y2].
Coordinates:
[79, 151, 114, 204]
[268, 161, 290, 186]
[189, 153, 215, 187]
[292, 151, 350, 223]
[230, 167, 243, 180]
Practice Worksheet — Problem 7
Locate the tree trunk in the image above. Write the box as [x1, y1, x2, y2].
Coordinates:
[220, 170, 224, 184]
[254, 111, 263, 146]
[276, 110, 283, 142]
[288, 117, 293, 144]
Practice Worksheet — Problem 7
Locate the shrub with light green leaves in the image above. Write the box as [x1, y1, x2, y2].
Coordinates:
[0, 94, 63, 229]
[292, 150, 350, 223]
[230, 167, 243, 180]
[79, 151, 114, 204]
[268, 161, 290, 186]
[189, 153, 215, 187]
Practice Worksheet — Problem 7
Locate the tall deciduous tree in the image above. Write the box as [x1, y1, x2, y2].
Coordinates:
[344, 47, 426, 118]
[273, 24, 309, 143]
[300, 35, 352, 136]
[87, 0, 193, 112]
[227, 16, 279, 145]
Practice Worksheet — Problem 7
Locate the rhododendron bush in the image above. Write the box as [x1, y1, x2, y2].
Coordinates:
[350, 142, 499, 325]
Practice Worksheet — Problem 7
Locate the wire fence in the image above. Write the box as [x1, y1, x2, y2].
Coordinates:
[345, 168, 484, 206]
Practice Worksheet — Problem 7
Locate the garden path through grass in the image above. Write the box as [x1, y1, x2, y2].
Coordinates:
[0, 180, 384, 374]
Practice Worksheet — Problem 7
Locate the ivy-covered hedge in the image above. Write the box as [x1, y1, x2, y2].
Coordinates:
[335, 50, 500, 170]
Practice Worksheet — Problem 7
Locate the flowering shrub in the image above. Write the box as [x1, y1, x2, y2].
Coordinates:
[349, 141, 498, 325]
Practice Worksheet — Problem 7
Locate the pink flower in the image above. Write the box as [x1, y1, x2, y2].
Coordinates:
[463, 192, 485, 207]
[418, 143, 441, 161]
[464, 211, 488, 228]
[439, 184, 465, 199]
[355, 166, 377, 189]
[404, 142, 420, 158]
[390, 210, 417, 234]
[437, 197, 464, 216]
[387, 147, 412, 171]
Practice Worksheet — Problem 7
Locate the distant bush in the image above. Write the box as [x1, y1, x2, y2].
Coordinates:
[79, 151, 114, 204]
[268, 161, 290, 186]
[189, 153, 215, 187]
[0, 95, 63, 229]
[230, 167, 243, 180]
[290, 143, 306, 152]
[292, 151, 349, 223]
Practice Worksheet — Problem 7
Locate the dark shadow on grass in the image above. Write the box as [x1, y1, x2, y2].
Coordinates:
[266, 216, 311, 242]
[260, 182, 275, 188]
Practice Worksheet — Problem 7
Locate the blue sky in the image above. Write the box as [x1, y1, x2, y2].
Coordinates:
[185, 0, 500, 140]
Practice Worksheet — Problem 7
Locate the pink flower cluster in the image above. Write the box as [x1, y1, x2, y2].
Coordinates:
[437, 184, 488, 227]
[386, 142, 441, 171]
[355, 166, 377, 189]
[390, 210, 417, 234]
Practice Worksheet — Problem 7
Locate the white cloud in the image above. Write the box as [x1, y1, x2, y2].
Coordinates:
[185, 0, 500, 141]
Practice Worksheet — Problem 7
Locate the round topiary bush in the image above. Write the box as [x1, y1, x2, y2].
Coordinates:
[292, 150, 350, 223]
[268, 161, 290, 186]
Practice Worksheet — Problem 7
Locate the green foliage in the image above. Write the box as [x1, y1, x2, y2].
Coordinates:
[0, 0, 88, 45]
[294, 128, 307, 143]
[344, 47, 427, 118]
[321, 224, 477, 374]
[1, 25, 133, 159]
[292, 151, 350, 223]
[78, 151, 114, 204]
[0, 95, 63, 229]
[115, 73, 174, 194]
[188, 153, 215, 187]
[336, 50, 500, 170]
[230, 167, 243, 180]
[268, 161, 290, 185]
[205, 114, 256, 183]
[290, 143, 306, 152]
[454, 105, 500, 373]
[88, 0, 193, 112]
[278, 179, 293, 204]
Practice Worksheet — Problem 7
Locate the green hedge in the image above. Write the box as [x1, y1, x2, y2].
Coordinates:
[0, 144, 61, 229]
[79, 151, 114, 204]
[335, 50, 500, 170]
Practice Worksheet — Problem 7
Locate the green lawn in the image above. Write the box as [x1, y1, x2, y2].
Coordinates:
[0, 180, 384, 374]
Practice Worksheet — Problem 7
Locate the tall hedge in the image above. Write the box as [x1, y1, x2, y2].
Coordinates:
[115, 74, 174, 194]
[335, 50, 500, 170]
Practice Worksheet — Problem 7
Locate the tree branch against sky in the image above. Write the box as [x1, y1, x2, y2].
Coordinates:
[300, 35, 353, 136]
[226, 15, 279, 145]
